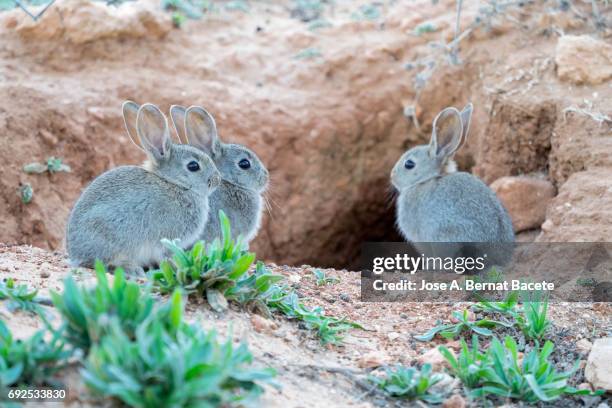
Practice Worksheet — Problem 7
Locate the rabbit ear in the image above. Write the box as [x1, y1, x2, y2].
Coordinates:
[185, 106, 220, 156]
[136, 103, 172, 161]
[122, 101, 145, 151]
[457, 103, 473, 150]
[169, 105, 188, 144]
[429, 106, 463, 159]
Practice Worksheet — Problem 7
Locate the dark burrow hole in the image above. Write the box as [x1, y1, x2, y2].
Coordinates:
[319, 185, 405, 271]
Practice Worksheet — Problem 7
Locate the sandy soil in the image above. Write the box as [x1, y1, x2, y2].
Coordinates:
[1, 244, 610, 407]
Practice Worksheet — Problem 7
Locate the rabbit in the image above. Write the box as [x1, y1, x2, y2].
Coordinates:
[66, 102, 221, 276]
[391, 103, 514, 270]
[169, 105, 269, 244]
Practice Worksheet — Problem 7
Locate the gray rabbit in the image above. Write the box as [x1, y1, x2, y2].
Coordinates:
[169, 105, 269, 244]
[391, 104, 514, 269]
[66, 102, 221, 276]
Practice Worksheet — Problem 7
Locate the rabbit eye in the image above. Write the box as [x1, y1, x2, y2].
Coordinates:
[187, 161, 200, 172]
[404, 159, 415, 170]
[238, 159, 251, 170]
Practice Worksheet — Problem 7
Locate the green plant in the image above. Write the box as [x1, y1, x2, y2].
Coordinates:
[472, 291, 519, 316]
[23, 156, 70, 174]
[150, 211, 282, 313]
[312, 269, 339, 286]
[161, 0, 203, 19]
[51, 261, 153, 352]
[0, 319, 70, 389]
[0, 278, 42, 314]
[18, 183, 33, 204]
[369, 364, 446, 402]
[516, 297, 551, 341]
[439, 335, 488, 389]
[414, 310, 513, 341]
[223, 261, 284, 316]
[293, 47, 322, 60]
[267, 287, 362, 345]
[471, 336, 602, 402]
[82, 290, 275, 407]
[172, 11, 186, 27]
[576, 277, 597, 287]
[224, 0, 249, 12]
[414, 22, 437, 35]
[351, 3, 381, 21]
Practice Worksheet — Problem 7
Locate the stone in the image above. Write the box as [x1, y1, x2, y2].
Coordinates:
[442, 394, 466, 408]
[490, 176, 555, 233]
[576, 338, 593, 355]
[357, 351, 390, 369]
[250, 314, 277, 334]
[585, 337, 612, 391]
[417, 347, 453, 371]
[556, 35, 612, 85]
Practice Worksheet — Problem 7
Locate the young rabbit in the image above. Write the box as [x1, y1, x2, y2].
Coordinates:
[169, 105, 269, 244]
[66, 102, 221, 276]
[391, 104, 514, 268]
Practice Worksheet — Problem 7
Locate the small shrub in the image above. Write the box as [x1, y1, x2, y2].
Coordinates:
[172, 11, 186, 27]
[293, 47, 322, 60]
[516, 297, 551, 341]
[150, 211, 282, 314]
[51, 261, 153, 352]
[267, 287, 362, 345]
[414, 310, 513, 341]
[472, 291, 519, 316]
[0, 319, 70, 389]
[18, 183, 33, 204]
[223, 261, 284, 315]
[471, 336, 602, 402]
[0, 278, 42, 314]
[312, 269, 339, 286]
[23, 156, 70, 174]
[82, 290, 275, 407]
[439, 335, 487, 389]
[369, 364, 446, 403]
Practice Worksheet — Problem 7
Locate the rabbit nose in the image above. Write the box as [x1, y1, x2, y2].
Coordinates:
[208, 173, 221, 189]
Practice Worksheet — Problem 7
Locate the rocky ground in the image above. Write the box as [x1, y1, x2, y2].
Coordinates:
[0, 0, 611, 406]
[1, 244, 611, 407]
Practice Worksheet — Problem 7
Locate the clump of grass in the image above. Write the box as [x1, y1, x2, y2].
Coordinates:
[267, 287, 362, 345]
[161, 0, 204, 19]
[414, 309, 513, 341]
[82, 290, 275, 407]
[51, 261, 153, 352]
[351, 3, 381, 21]
[470, 336, 602, 402]
[293, 47, 322, 60]
[312, 269, 339, 286]
[150, 211, 283, 314]
[23, 156, 70, 174]
[172, 11, 186, 27]
[414, 21, 437, 35]
[472, 291, 519, 315]
[516, 297, 551, 341]
[438, 335, 487, 389]
[0, 320, 70, 389]
[18, 183, 33, 204]
[369, 364, 446, 403]
[224, 0, 249, 12]
[0, 278, 43, 314]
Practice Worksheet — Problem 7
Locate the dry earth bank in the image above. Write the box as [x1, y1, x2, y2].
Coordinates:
[0, 0, 610, 268]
